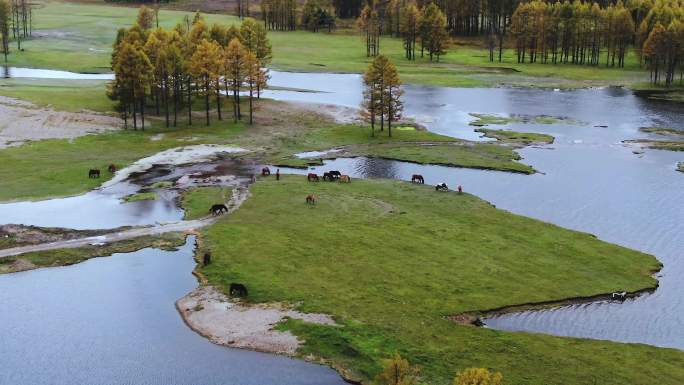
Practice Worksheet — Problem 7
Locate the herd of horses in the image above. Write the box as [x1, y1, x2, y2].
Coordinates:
[88, 164, 117, 179]
[306, 170, 351, 183]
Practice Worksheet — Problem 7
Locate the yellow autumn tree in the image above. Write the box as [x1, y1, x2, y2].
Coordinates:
[453, 368, 503, 385]
[374, 353, 420, 385]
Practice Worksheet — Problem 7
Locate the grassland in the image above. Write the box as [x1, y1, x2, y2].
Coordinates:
[0, 78, 113, 112]
[639, 127, 684, 137]
[181, 187, 233, 219]
[1, 1, 649, 88]
[198, 176, 681, 385]
[475, 128, 555, 145]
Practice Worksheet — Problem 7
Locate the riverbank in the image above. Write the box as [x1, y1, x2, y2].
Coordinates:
[195, 175, 683, 385]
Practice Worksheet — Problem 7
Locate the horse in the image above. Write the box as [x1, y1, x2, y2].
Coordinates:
[88, 169, 100, 178]
[322, 172, 333, 181]
[329, 170, 342, 179]
[108, 164, 117, 173]
[435, 182, 448, 191]
[411, 174, 424, 184]
[457, 185, 463, 194]
[306, 194, 316, 205]
[339, 175, 351, 183]
[203, 252, 212, 266]
[276, 169, 280, 181]
[307, 173, 320, 182]
[230, 283, 248, 297]
[611, 291, 627, 301]
[210, 203, 229, 215]
[261, 167, 271, 176]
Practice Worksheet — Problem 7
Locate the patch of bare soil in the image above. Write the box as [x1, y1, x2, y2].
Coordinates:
[0, 96, 119, 148]
[0, 258, 37, 274]
[177, 286, 336, 355]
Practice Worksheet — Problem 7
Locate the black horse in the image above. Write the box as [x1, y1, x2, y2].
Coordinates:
[210, 204, 229, 215]
[435, 182, 448, 191]
[329, 170, 342, 179]
[230, 283, 248, 297]
[203, 252, 212, 266]
[88, 169, 100, 178]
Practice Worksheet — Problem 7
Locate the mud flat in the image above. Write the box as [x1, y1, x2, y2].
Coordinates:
[0, 96, 118, 148]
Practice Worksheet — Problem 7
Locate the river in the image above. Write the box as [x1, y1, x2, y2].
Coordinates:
[1, 67, 684, 379]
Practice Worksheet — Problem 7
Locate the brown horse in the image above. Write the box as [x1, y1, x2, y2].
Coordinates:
[307, 173, 320, 182]
[88, 169, 100, 178]
[306, 194, 316, 205]
[339, 175, 351, 183]
[108, 164, 117, 173]
[261, 167, 271, 176]
[411, 174, 424, 184]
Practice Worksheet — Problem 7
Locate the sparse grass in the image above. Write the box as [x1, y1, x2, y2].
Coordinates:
[639, 127, 684, 137]
[199, 176, 681, 385]
[181, 187, 232, 220]
[626, 139, 684, 152]
[0, 232, 186, 274]
[0, 78, 113, 112]
[475, 128, 555, 145]
[469, 113, 577, 127]
[122, 191, 157, 202]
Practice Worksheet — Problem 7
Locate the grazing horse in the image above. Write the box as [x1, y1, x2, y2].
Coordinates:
[230, 283, 248, 297]
[322, 172, 333, 181]
[88, 169, 100, 178]
[329, 170, 342, 179]
[306, 194, 316, 205]
[411, 174, 424, 184]
[435, 182, 448, 191]
[261, 167, 271, 176]
[209, 203, 229, 215]
[108, 164, 117, 174]
[307, 173, 320, 182]
[611, 291, 627, 301]
[339, 175, 351, 183]
[203, 252, 212, 266]
[457, 185, 463, 194]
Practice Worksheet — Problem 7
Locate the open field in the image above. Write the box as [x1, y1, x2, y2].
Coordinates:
[2, 1, 650, 88]
[181, 186, 233, 219]
[198, 176, 682, 384]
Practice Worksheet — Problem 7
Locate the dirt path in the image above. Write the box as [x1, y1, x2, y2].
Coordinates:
[0, 96, 119, 148]
[0, 187, 251, 259]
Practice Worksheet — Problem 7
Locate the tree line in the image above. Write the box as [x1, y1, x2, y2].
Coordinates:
[510, 0, 634, 67]
[0, 0, 33, 61]
[357, 0, 449, 61]
[109, 7, 271, 130]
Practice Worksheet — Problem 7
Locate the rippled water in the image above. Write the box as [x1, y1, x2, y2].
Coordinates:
[0, 237, 346, 385]
[2, 66, 114, 80]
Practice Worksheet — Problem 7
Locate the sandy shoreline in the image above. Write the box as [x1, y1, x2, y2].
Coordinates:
[176, 285, 336, 355]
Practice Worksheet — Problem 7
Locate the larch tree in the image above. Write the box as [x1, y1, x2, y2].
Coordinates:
[243, 49, 265, 124]
[113, 41, 154, 130]
[358, 3, 381, 56]
[361, 57, 381, 137]
[400, 2, 420, 60]
[420, 3, 448, 62]
[224, 37, 247, 122]
[137, 6, 155, 31]
[453, 368, 503, 385]
[240, 17, 272, 65]
[0, 0, 10, 63]
[374, 353, 421, 385]
[188, 39, 223, 125]
[361, 55, 403, 137]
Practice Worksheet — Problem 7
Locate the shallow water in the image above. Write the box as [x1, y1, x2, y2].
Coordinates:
[2, 66, 114, 80]
[0, 237, 347, 385]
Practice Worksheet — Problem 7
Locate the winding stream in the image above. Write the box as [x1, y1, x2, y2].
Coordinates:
[1, 67, 684, 383]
